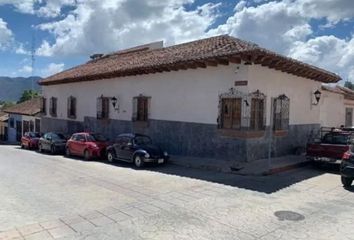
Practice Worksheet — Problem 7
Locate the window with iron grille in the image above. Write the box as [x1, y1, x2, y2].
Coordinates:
[41, 97, 46, 115]
[133, 96, 150, 122]
[67, 96, 77, 119]
[250, 98, 265, 131]
[220, 98, 242, 129]
[273, 95, 290, 131]
[49, 97, 57, 117]
[97, 96, 110, 119]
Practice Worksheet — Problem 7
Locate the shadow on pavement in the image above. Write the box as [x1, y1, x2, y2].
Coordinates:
[105, 160, 342, 194]
[17, 145, 342, 194]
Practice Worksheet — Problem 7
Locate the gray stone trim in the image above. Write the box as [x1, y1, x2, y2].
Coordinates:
[41, 116, 319, 163]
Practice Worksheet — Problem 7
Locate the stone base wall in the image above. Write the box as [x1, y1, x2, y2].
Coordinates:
[41, 116, 319, 163]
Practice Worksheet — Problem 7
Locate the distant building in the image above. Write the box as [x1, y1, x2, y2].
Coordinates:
[39, 35, 341, 163]
[0, 111, 8, 142]
[3, 98, 42, 143]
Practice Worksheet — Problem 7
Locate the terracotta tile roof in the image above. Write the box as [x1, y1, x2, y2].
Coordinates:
[39, 35, 341, 86]
[3, 98, 41, 116]
[0, 111, 8, 122]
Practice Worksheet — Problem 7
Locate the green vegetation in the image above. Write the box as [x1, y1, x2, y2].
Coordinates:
[18, 89, 39, 103]
[344, 81, 354, 90]
[0, 100, 15, 110]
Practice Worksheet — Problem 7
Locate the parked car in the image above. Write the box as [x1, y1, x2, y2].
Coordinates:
[21, 132, 41, 150]
[341, 148, 354, 187]
[66, 132, 108, 160]
[106, 133, 169, 168]
[38, 132, 67, 154]
[306, 129, 354, 165]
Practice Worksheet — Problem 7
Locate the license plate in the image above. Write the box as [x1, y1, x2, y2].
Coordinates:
[158, 158, 164, 164]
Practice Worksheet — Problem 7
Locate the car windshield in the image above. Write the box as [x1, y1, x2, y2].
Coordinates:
[52, 133, 66, 140]
[29, 132, 40, 138]
[322, 133, 350, 145]
[87, 133, 107, 142]
[134, 136, 152, 145]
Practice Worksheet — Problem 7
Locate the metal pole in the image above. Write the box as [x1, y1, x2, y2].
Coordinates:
[267, 98, 274, 171]
[31, 32, 35, 99]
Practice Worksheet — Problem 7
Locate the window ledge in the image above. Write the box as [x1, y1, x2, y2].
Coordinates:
[273, 130, 288, 137]
[217, 129, 265, 139]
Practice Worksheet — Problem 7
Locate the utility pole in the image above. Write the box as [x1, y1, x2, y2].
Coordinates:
[267, 98, 274, 172]
[31, 32, 35, 99]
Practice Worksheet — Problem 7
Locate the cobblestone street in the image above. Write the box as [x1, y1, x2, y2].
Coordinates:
[0, 145, 353, 240]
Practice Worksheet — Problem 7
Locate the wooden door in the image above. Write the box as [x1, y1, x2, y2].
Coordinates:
[221, 98, 241, 129]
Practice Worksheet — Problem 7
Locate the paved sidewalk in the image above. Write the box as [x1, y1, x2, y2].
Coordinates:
[170, 154, 310, 175]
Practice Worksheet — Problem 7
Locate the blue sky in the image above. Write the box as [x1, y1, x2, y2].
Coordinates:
[0, 0, 353, 82]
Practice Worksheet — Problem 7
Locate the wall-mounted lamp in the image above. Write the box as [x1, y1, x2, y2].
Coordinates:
[111, 96, 120, 112]
[244, 99, 249, 106]
[312, 90, 322, 105]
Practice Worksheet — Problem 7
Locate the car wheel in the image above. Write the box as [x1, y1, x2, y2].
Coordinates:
[341, 176, 353, 188]
[134, 155, 144, 168]
[107, 151, 115, 163]
[51, 145, 56, 155]
[84, 150, 91, 161]
[38, 144, 43, 153]
[66, 147, 71, 157]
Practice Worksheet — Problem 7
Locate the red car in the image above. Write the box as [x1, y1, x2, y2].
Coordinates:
[66, 132, 108, 160]
[21, 132, 41, 150]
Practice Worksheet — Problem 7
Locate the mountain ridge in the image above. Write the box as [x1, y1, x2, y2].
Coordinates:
[0, 76, 42, 102]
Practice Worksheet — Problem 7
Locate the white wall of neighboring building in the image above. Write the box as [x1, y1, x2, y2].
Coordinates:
[319, 90, 345, 127]
[42, 63, 322, 126]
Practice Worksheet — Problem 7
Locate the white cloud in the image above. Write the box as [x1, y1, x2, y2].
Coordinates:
[0, 0, 77, 17]
[289, 35, 354, 81]
[0, 0, 34, 14]
[5, 0, 353, 82]
[41, 63, 65, 77]
[35, 0, 220, 56]
[207, 0, 354, 81]
[295, 0, 354, 23]
[19, 65, 33, 74]
[0, 18, 13, 50]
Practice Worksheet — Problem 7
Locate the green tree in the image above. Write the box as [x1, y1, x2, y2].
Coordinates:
[0, 101, 15, 110]
[18, 89, 39, 103]
[344, 81, 354, 90]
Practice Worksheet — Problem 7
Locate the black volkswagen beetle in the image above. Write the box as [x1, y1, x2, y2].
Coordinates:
[106, 133, 169, 168]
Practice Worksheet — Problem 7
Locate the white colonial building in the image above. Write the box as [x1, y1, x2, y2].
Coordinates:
[39, 35, 341, 163]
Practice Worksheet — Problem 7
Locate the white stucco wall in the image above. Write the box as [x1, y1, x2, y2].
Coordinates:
[248, 65, 322, 125]
[319, 90, 345, 127]
[42, 63, 322, 126]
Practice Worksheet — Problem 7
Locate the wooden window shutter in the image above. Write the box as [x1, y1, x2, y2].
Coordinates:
[97, 97, 103, 119]
[72, 97, 77, 118]
[132, 97, 138, 121]
[67, 97, 71, 118]
[102, 97, 109, 119]
[41, 97, 46, 114]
